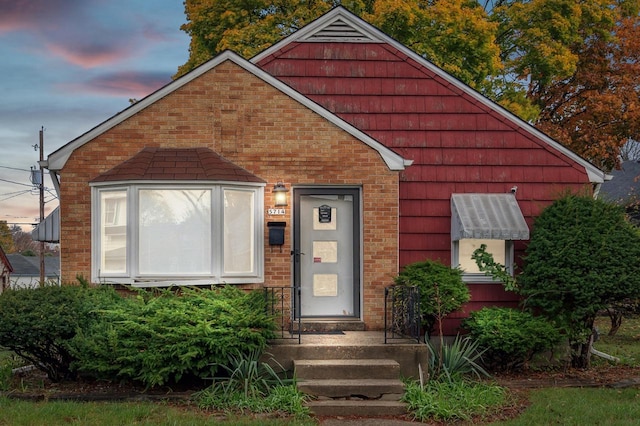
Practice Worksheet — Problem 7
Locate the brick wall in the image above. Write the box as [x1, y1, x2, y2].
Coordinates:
[59, 60, 399, 329]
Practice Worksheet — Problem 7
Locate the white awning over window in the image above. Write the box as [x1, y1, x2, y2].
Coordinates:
[31, 206, 60, 243]
[451, 193, 529, 241]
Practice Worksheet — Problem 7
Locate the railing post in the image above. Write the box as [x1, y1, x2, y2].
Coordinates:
[384, 284, 421, 344]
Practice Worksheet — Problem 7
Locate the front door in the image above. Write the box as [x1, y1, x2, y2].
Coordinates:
[293, 188, 360, 318]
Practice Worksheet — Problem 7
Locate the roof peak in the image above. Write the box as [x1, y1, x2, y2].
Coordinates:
[298, 13, 382, 43]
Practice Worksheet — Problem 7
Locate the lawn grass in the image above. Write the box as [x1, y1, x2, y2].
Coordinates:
[491, 315, 640, 425]
[492, 387, 640, 426]
[593, 315, 640, 366]
[1, 317, 639, 424]
[0, 397, 316, 426]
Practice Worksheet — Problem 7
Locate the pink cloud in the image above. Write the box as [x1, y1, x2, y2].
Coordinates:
[0, 0, 84, 34]
[58, 71, 171, 98]
[45, 42, 133, 69]
[1, 0, 151, 69]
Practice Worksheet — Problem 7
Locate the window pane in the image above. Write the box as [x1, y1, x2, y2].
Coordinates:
[100, 191, 127, 274]
[139, 189, 211, 275]
[459, 239, 505, 273]
[224, 189, 254, 274]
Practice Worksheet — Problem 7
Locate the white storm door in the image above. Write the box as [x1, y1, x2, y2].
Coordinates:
[293, 188, 360, 318]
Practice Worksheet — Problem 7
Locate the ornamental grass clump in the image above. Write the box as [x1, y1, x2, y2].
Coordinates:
[426, 334, 489, 382]
[195, 349, 309, 418]
[403, 379, 508, 422]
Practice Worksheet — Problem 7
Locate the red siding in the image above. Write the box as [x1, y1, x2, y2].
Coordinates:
[258, 40, 593, 332]
[258, 41, 592, 270]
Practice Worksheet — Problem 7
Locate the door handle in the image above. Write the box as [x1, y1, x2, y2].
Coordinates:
[291, 250, 305, 262]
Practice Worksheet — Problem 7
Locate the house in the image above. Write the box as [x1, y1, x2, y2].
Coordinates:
[40, 7, 607, 334]
[0, 245, 12, 293]
[4, 254, 60, 288]
[599, 160, 640, 225]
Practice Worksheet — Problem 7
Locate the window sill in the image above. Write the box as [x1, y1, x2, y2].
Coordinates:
[96, 277, 264, 287]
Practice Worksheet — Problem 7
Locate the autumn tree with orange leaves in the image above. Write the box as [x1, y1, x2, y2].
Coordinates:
[492, 0, 640, 171]
[177, 0, 640, 170]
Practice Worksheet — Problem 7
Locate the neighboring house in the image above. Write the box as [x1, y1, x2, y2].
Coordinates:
[40, 8, 607, 334]
[0, 246, 13, 293]
[599, 160, 640, 225]
[5, 254, 60, 288]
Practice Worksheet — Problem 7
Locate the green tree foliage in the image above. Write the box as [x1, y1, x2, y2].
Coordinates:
[0, 220, 15, 253]
[492, 0, 640, 170]
[366, 0, 503, 89]
[176, 0, 503, 90]
[518, 194, 640, 367]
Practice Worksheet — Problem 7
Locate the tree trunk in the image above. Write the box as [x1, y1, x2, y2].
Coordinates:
[572, 319, 596, 368]
[607, 308, 623, 336]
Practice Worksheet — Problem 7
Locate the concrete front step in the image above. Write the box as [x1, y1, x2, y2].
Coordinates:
[307, 399, 408, 417]
[298, 378, 405, 399]
[294, 359, 400, 380]
[267, 331, 429, 379]
[291, 320, 365, 332]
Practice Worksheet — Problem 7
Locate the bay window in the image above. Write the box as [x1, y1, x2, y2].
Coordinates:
[92, 183, 264, 286]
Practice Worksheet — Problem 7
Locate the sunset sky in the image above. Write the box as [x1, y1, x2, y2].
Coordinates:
[0, 0, 190, 230]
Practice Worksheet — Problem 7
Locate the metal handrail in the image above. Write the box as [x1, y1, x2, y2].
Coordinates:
[264, 286, 301, 344]
[384, 285, 421, 343]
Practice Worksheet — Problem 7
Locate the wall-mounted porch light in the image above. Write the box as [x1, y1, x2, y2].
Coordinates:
[273, 181, 289, 207]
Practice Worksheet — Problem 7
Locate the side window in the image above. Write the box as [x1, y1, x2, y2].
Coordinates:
[452, 238, 514, 282]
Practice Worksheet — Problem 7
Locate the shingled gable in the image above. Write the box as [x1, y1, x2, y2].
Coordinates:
[252, 6, 607, 184]
[44, 50, 409, 177]
[90, 147, 265, 184]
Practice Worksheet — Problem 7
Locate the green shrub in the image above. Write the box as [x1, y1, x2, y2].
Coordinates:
[0, 284, 119, 382]
[394, 260, 469, 336]
[70, 286, 277, 387]
[519, 194, 640, 367]
[462, 307, 562, 371]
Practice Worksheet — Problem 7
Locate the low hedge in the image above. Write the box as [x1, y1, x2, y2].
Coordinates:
[0, 284, 276, 386]
[462, 307, 562, 371]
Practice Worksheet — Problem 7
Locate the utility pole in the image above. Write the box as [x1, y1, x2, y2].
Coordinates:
[38, 128, 45, 286]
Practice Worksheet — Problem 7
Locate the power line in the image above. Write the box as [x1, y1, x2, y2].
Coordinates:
[0, 165, 31, 172]
[0, 178, 33, 187]
[0, 190, 32, 202]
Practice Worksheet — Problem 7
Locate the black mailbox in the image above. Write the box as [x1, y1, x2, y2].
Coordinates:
[267, 221, 286, 246]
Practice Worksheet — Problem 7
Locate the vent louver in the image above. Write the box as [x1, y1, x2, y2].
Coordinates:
[301, 18, 380, 42]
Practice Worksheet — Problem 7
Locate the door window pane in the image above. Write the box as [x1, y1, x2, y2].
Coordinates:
[138, 189, 211, 275]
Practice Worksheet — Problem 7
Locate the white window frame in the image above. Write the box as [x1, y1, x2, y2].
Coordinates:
[91, 181, 264, 286]
[452, 238, 515, 283]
